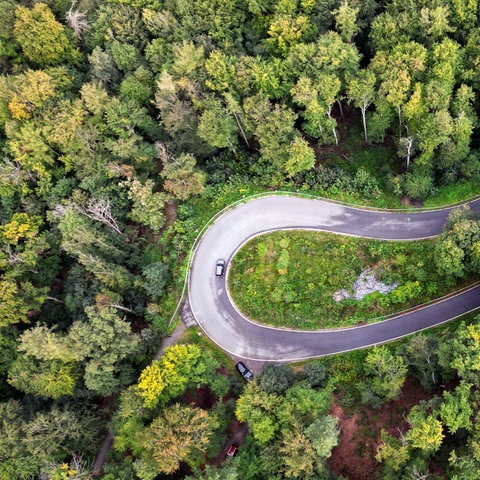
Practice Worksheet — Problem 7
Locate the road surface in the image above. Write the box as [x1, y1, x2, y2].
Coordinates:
[188, 196, 480, 361]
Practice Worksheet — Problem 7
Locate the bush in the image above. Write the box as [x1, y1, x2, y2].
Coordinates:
[353, 168, 380, 197]
[403, 173, 436, 199]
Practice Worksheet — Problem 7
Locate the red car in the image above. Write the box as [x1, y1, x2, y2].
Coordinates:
[226, 444, 238, 457]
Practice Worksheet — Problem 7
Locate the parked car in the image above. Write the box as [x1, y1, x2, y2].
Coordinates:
[216, 259, 225, 277]
[226, 444, 238, 457]
[236, 361, 254, 381]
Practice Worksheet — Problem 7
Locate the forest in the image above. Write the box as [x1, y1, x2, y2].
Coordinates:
[1, 0, 480, 479]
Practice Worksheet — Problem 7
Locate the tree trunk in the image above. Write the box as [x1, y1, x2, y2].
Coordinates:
[405, 136, 413, 169]
[332, 127, 338, 146]
[337, 99, 343, 116]
[233, 112, 250, 148]
[398, 105, 402, 139]
[47, 296, 64, 304]
[328, 105, 338, 146]
[361, 105, 368, 142]
[109, 304, 134, 314]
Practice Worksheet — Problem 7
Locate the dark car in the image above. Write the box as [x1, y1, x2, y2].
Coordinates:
[236, 361, 254, 381]
[216, 259, 225, 277]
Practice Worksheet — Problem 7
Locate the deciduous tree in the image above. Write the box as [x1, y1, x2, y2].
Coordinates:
[136, 403, 218, 476]
[361, 346, 407, 406]
[14, 3, 81, 66]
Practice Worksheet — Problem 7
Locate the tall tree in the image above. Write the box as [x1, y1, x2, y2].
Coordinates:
[279, 429, 317, 479]
[122, 178, 168, 232]
[14, 3, 81, 66]
[347, 70, 376, 142]
[406, 406, 444, 454]
[137, 344, 218, 408]
[8, 356, 78, 399]
[135, 404, 218, 477]
[440, 381, 473, 434]
[333, 0, 360, 42]
[68, 305, 139, 396]
[159, 147, 206, 200]
[244, 95, 297, 172]
[361, 346, 408, 406]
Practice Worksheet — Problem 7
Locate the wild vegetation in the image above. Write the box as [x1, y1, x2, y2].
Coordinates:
[229, 229, 476, 329]
[1, 0, 480, 478]
[230, 205, 480, 330]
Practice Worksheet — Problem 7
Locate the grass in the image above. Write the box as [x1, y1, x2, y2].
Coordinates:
[229, 230, 473, 330]
[424, 180, 480, 207]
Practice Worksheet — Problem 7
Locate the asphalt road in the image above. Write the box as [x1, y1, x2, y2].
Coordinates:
[188, 196, 480, 361]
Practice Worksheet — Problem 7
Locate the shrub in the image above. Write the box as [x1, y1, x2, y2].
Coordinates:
[403, 173, 436, 199]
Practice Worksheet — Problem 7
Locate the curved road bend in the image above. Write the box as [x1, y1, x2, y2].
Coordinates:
[188, 196, 480, 362]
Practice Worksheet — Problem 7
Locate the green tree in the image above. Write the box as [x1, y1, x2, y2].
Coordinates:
[279, 429, 317, 479]
[347, 70, 376, 141]
[155, 71, 213, 157]
[88, 47, 120, 85]
[8, 356, 78, 399]
[111, 40, 141, 72]
[160, 149, 206, 201]
[0, 401, 42, 480]
[7, 121, 56, 193]
[18, 325, 77, 362]
[435, 209, 480, 278]
[68, 305, 139, 396]
[235, 382, 282, 445]
[304, 361, 328, 388]
[258, 363, 294, 395]
[266, 14, 316, 56]
[291, 75, 340, 144]
[136, 403, 218, 477]
[0, 401, 99, 480]
[406, 406, 444, 454]
[305, 415, 339, 459]
[446, 320, 480, 383]
[403, 334, 440, 392]
[371, 42, 428, 139]
[0, 279, 47, 327]
[361, 346, 407, 406]
[197, 98, 239, 151]
[0, 0, 20, 69]
[244, 96, 297, 171]
[285, 137, 315, 177]
[276, 383, 333, 426]
[440, 381, 473, 434]
[123, 178, 168, 232]
[333, 0, 360, 42]
[185, 463, 239, 480]
[171, 40, 205, 77]
[435, 236, 465, 278]
[14, 3, 81, 66]
[142, 262, 168, 302]
[376, 430, 410, 473]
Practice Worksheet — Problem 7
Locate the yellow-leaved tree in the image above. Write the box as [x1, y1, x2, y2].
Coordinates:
[137, 344, 217, 408]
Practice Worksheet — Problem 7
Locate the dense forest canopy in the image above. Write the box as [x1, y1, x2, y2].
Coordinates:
[1, 0, 480, 479]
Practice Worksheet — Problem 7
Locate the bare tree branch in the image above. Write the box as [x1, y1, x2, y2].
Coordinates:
[66, 1, 90, 39]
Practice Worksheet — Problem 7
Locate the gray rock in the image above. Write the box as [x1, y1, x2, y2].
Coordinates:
[333, 270, 398, 302]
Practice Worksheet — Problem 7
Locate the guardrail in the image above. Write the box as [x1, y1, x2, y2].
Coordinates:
[166, 190, 480, 330]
